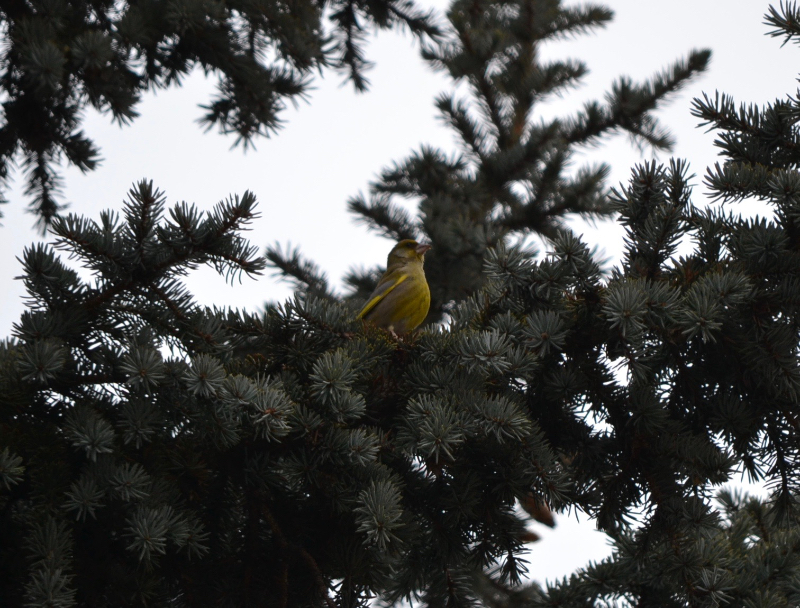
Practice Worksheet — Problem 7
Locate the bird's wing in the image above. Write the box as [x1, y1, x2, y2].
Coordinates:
[357, 273, 409, 319]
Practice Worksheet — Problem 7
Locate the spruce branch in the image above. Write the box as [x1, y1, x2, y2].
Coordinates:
[765, 1, 800, 45]
[348, 193, 419, 241]
[265, 243, 334, 299]
[0, 0, 440, 228]
[566, 50, 711, 149]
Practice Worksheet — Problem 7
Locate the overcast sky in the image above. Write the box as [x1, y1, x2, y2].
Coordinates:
[0, 0, 792, 588]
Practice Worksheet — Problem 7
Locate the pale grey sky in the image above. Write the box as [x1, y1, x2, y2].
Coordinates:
[0, 0, 789, 587]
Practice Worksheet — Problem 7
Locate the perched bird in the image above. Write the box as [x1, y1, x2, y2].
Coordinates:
[357, 239, 431, 334]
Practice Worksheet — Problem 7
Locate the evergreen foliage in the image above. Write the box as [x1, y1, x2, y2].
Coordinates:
[0, 0, 439, 229]
[267, 0, 710, 324]
[4, 1, 800, 607]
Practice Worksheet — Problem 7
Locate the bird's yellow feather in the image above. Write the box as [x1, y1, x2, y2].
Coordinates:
[357, 240, 431, 333]
[356, 274, 408, 320]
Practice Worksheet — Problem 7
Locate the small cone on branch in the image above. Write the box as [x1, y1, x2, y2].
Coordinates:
[517, 529, 542, 544]
[520, 494, 555, 528]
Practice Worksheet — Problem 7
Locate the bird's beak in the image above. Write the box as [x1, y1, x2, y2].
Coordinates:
[415, 243, 432, 256]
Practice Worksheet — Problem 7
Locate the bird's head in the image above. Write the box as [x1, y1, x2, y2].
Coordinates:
[387, 239, 431, 268]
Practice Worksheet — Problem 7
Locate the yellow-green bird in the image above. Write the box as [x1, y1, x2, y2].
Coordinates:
[357, 239, 431, 333]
